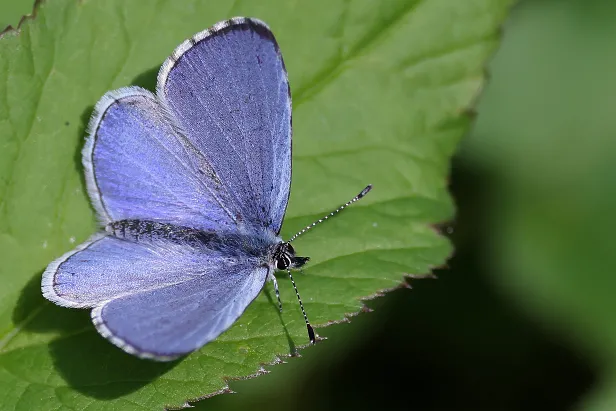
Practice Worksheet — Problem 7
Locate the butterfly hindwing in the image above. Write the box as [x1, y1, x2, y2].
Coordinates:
[42, 233, 201, 308]
[43, 229, 271, 359]
[92, 264, 269, 360]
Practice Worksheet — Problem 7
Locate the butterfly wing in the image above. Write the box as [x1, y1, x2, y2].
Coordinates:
[92, 264, 268, 360]
[42, 233, 269, 359]
[157, 17, 292, 234]
[84, 88, 240, 232]
[47, 17, 293, 359]
[43, 233, 208, 308]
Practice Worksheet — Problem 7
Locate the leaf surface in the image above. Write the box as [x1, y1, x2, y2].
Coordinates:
[0, 0, 511, 408]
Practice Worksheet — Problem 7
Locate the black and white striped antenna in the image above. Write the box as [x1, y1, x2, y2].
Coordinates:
[287, 268, 316, 343]
[285, 184, 372, 344]
[288, 184, 372, 243]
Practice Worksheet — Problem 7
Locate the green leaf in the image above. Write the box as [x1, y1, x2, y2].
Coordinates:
[465, 0, 616, 408]
[0, 0, 33, 31]
[0, 0, 512, 408]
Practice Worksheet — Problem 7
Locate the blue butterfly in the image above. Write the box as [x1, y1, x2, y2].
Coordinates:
[41, 17, 371, 361]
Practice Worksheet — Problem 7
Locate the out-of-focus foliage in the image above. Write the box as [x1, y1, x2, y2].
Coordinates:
[466, 0, 616, 409]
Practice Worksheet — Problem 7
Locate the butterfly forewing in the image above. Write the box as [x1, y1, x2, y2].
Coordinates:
[84, 88, 240, 232]
[158, 18, 292, 234]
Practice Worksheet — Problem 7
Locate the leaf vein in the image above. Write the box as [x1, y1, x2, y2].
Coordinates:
[293, 0, 424, 105]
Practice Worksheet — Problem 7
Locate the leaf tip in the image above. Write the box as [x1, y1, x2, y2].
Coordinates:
[0, 0, 45, 39]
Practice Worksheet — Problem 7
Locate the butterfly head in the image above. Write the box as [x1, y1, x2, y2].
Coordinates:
[272, 242, 309, 270]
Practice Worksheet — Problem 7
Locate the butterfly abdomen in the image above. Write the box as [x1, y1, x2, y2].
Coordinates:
[107, 219, 272, 258]
[107, 220, 180, 242]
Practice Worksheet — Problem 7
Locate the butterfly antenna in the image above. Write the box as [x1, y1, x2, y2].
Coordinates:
[287, 268, 316, 344]
[288, 185, 372, 243]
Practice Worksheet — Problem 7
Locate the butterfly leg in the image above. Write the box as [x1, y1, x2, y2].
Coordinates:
[271, 274, 283, 313]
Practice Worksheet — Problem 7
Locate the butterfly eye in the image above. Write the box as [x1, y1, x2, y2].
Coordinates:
[276, 254, 291, 270]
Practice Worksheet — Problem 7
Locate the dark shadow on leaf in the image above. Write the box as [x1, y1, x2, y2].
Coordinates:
[49, 331, 181, 399]
[74, 105, 94, 192]
[263, 286, 296, 356]
[131, 66, 160, 92]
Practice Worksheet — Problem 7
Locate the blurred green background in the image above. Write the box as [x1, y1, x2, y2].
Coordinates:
[3, 0, 616, 409]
